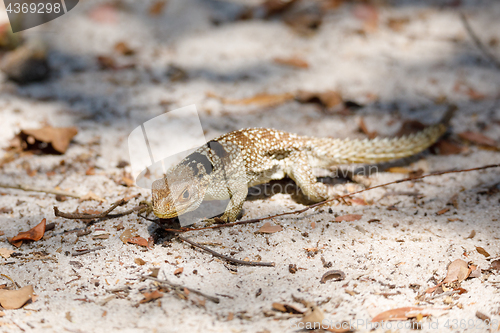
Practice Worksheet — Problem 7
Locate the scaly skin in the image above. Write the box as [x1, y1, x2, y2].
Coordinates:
[151, 121, 447, 223]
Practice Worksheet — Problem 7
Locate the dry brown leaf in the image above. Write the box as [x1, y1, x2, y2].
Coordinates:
[335, 214, 362, 222]
[436, 208, 450, 215]
[387, 17, 410, 32]
[358, 117, 378, 139]
[458, 131, 497, 147]
[127, 237, 150, 249]
[0, 248, 15, 259]
[149, 0, 167, 16]
[20, 126, 78, 154]
[466, 230, 476, 239]
[273, 56, 309, 68]
[272, 302, 304, 314]
[387, 167, 412, 174]
[432, 139, 466, 155]
[114, 41, 135, 56]
[372, 307, 428, 322]
[353, 4, 379, 33]
[79, 191, 106, 202]
[0, 285, 34, 309]
[139, 290, 163, 304]
[174, 267, 184, 275]
[10, 218, 46, 247]
[443, 259, 470, 284]
[476, 246, 490, 257]
[88, 3, 118, 23]
[348, 197, 369, 206]
[218, 92, 294, 108]
[257, 222, 283, 234]
[119, 228, 138, 243]
[134, 258, 146, 266]
[489, 260, 500, 271]
[299, 305, 325, 329]
[295, 90, 343, 109]
[262, 0, 298, 16]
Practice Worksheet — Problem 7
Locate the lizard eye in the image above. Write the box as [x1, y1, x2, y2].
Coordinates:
[182, 190, 190, 200]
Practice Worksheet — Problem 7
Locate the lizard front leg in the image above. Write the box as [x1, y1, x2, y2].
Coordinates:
[204, 181, 248, 225]
[287, 151, 329, 203]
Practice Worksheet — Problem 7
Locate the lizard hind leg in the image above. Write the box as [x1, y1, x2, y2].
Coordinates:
[287, 152, 329, 203]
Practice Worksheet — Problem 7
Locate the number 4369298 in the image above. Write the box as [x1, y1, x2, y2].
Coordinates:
[6, 2, 61, 14]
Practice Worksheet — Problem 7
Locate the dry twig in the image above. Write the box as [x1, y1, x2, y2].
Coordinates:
[177, 235, 275, 267]
[460, 12, 500, 69]
[142, 275, 220, 303]
[0, 182, 81, 198]
[54, 199, 146, 220]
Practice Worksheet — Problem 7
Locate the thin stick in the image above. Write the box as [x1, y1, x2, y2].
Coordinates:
[0, 182, 81, 198]
[142, 275, 220, 304]
[177, 235, 275, 267]
[164, 164, 500, 232]
[54, 199, 145, 220]
[460, 12, 500, 69]
[72, 246, 105, 256]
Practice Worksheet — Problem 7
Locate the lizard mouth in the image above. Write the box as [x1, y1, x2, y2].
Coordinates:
[152, 200, 190, 219]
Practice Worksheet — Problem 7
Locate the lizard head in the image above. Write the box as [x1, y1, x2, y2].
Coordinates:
[151, 162, 209, 219]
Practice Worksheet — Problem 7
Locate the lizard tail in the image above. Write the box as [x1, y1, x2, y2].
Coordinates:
[313, 106, 454, 165]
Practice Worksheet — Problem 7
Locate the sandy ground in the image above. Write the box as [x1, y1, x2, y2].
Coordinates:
[1, 0, 500, 332]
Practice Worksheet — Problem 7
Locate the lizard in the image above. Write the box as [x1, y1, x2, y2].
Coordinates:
[152, 114, 452, 224]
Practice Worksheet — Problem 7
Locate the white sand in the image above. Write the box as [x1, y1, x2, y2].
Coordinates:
[1, 0, 500, 332]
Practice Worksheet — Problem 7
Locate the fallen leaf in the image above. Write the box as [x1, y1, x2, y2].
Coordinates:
[0, 285, 34, 309]
[436, 208, 450, 215]
[353, 4, 379, 33]
[387, 16, 410, 32]
[476, 246, 490, 257]
[372, 307, 428, 322]
[262, 0, 298, 16]
[320, 270, 346, 283]
[257, 222, 283, 234]
[149, 0, 167, 15]
[335, 214, 362, 222]
[272, 302, 304, 314]
[17, 126, 78, 154]
[299, 305, 325, 329]
[443, 259, 469, 284]
[469, 266, 481, 278]
[127, 237, 149, 248]
[489, 260, 500, 271]
[387, 167, 412, 174]
[214, 92, 295, 108]
[0, 248, 15, 259]
[466, 230, 476, 239]
[119, 228, 138, 243]
[0, 207, 13, 214]
[134, 258, 146, 266]
[476, 311, 491, 322]
[296, 90, 343, 109]
[10, 218, 46, 247]
[458, 131, 497, 147]
[88, 4, 118, 24]
[432, 139, 466, 155]
[273, 56, 309, 68]
[358, 117, 378, 139]
[174, 267, 184, 275]
[139, 290, 163, 303]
